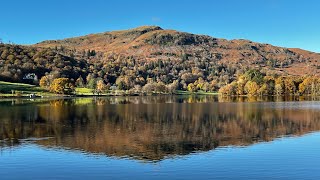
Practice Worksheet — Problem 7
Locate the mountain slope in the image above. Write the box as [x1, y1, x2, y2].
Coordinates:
[34, 26, 320, 76]
[2, 26, 320, 95]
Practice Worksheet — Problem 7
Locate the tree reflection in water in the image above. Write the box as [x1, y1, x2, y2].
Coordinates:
[1, 96, 320, 161]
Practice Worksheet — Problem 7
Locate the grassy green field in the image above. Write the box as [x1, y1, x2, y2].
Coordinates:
[75, 88, 95, 95]
[0, 81, 51, 97]
[0, 82, 107, 98]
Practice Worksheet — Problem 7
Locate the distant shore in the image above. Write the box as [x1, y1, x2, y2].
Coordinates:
[0, 90, 219, 99]
[0, 81, 219, 98]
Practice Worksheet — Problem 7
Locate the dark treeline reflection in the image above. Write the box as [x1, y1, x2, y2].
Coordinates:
[1, 96, 320, 161]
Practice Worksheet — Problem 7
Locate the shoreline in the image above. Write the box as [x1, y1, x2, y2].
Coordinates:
[0, 91, 219, 99]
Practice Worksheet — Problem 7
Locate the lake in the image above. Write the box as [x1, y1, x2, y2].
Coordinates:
[1, 96, 320, 180]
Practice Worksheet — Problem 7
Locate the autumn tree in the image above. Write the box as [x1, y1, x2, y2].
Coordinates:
[49, 78, 74, 94]
[142, 82, 156, 93]
[236, 75, 247, 95]
[299, 76, 320, 95]
[155, 82, 167, 93]
[243, 69, 264, 84]
[244, 81, 259, 96]
[274, 84, 283, 96]
[208, 80, 218, 92]
[219, 82, 237, 96]
[75, 76, 85, 88]
[274, 77, 284, 96]
[166, 80, 179, 94]
[284, 77, 296, 95]
[263, 76, 275, 95]
[39, 76, 50, 89]
[87, 78, 97, 89]
[195, 78, 204, 90]
[96, 80, 106, 94]
[258, 84, 268, 96]
[187, 83, 197, 92]
[116, 76, 133, 90]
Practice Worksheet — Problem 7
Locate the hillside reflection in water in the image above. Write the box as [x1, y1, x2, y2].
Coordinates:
[1, 96, 320, 162]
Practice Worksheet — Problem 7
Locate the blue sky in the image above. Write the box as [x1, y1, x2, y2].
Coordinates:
[1, 0, 319, 52]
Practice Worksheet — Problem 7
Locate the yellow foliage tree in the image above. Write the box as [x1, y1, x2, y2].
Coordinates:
[187, 83, 197, 92]
[299, 76, 320, 95]
[258, 83, 268, 96]
[236, 76, 246, 95]
[275, 84, 283, 96]
[49, 78, 73, 94]
[274, 77, 284, 96]
[195, 77, 205, 91]
[284, 77, 296, 95]
[96, 80, 106, 94]
[219, 82, 237, 96]
[244, 81, 259, 96]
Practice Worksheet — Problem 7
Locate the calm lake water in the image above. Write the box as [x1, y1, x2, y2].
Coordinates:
[1, 96, 320, 180]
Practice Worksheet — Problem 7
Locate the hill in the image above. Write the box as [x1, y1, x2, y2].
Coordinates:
[35, 26, 320, 76]
[1, 26, 320, 96]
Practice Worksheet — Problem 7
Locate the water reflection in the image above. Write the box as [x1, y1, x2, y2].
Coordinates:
[1, 96, 320, 161]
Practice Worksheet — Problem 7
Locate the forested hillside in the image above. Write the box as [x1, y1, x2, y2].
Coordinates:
[0, 44, 87, 83]
[1, 26, 320, 95]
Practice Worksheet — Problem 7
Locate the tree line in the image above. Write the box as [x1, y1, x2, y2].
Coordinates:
[219, 69, 320, 96]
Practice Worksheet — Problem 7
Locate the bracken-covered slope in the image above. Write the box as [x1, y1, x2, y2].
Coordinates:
[35, 26, 320, 76]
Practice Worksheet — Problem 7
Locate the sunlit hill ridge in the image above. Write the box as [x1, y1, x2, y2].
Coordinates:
[35, 25, 320, 76]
